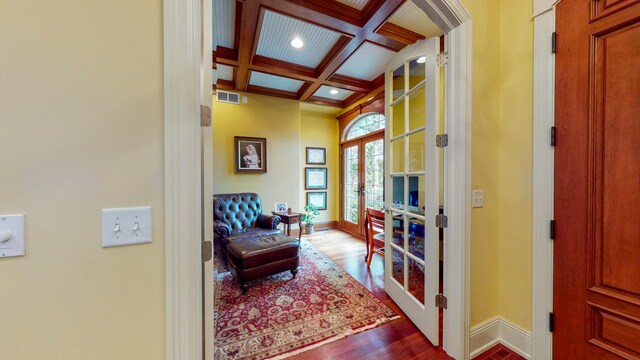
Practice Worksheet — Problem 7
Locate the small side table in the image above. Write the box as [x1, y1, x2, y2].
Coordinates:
[272, 211, 302, 241]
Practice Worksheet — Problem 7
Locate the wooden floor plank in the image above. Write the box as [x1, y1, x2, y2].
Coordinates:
[301, 229, 451, 359]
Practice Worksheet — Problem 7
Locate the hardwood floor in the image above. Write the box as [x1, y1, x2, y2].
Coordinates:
[301, 229, 451, 360]
[300, 229, 523, 360]
[472, 344, 525, 360]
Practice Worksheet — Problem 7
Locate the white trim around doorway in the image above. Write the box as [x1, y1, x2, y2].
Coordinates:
[164, 0, 204, 358]
[531, 7, 555, 360]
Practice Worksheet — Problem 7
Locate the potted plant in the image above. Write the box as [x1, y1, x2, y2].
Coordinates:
[301, 203, 320, 234]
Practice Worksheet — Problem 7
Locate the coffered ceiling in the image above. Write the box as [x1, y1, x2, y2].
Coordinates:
[213, 0, 442, 108]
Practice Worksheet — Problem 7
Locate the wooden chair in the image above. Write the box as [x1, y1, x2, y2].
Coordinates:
[365, 208, 386, 267]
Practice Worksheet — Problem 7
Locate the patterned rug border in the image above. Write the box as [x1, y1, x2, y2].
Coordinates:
[213, 238, 401, 359]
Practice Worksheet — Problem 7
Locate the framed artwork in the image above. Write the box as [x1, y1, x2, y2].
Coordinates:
[234, 136, 267, 174]
[307, 192, 327, 210]
[306, 147, 326, 165]
[274, 202, 288, 212]
[305, 167, 327, 190]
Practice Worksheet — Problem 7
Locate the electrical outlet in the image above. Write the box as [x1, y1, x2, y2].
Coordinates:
[472, 190, 484, 208]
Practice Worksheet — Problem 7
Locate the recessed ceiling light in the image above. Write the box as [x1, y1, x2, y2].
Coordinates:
[416, 56, 426, 64]
[330, 89, 339, 95]
[291, 37, 304, 48]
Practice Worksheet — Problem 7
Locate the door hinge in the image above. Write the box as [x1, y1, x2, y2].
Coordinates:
[550, 220, 555, 240]
[201, 105, 212, 127]
[551, 32, 557, 54]
[437, 52, 449, 67]
[550, 126, 556, 147]
[436, 294, 448, 309]
[202, 240, 213, 262]
[549, 312, 555, 332]
[436, 214, 448, 228]
[436, 134, 449, 148]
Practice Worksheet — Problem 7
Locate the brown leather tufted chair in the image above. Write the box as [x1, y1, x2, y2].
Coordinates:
[213, 193, 281, 262]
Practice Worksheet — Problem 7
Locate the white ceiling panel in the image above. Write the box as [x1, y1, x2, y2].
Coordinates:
[216, 64, 234, 81]
[249, 71, 304, 93]
[213, 0, 235, 49]
[313, 85, 355, 101]
[335, 42, 395, 80]
[387, 0, 442, 38]
[334, 0, 369, 10]
[256, 10, 342, 68]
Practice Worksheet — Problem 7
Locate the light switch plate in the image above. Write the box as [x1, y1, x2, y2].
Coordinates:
[102, 207, 152, 248]
[0, 214, 26, 258]
[472, 190, 485, 208]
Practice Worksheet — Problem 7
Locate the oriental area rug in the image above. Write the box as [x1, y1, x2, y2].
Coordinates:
[213, 239, 400, 360]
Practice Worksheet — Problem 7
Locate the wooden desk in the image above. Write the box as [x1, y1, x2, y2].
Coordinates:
[272, 211, 302, 241]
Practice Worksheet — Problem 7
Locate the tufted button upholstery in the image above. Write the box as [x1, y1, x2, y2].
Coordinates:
[213, 193, 282, 265]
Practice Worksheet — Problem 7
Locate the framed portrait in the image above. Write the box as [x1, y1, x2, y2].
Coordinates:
[305, 167, 327, 190]
[307, 192, 327, 210]
[274, 202, 288, 213]
[306, 147, 326, 165]
[234, 136, 267, 174]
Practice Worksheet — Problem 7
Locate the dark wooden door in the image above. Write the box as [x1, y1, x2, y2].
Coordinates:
[554, 0, 640, 358]
[339, 131, 384, 237]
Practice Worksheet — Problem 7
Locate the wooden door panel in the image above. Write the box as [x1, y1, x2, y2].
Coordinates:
[593, 0, 640, 20]
[597, 21, 640, 296]
[556, 0, 640, 358]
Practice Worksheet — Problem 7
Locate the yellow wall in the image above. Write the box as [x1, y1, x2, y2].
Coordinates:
[461, 0, 503, 328]
[212, 92, 302, 213]
[300, 104, 340, 224]
[462, 0, 534, 331]
[497, 0, 533, 330]
[0, 1, 165, 359]
[212, 93, 341, 225]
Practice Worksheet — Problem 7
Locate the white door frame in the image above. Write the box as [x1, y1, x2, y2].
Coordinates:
[531, 4, 556, 360]
[163, 0, 206, 358]
[162, 0, 472, 359]
[412, 1, 472, 358]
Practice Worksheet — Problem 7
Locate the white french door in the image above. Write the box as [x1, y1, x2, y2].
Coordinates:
[384, 37, 440, 345]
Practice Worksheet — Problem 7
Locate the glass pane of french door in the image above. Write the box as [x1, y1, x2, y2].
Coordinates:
[343, 144, 359, 231]
[384, 37, 440, 345]
[364, 138, 384, 210]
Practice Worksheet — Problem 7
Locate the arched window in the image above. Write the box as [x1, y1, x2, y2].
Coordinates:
[344, 113, 385, 140]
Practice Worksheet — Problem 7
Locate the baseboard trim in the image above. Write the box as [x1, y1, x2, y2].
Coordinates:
[470, 317, 531, 359]
[313, 221, 338, 231]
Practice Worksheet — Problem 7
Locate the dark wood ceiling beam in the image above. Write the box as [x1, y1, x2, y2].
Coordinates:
[376, 23, 425, 46]
[280, 0, 363, 27]
[316, 36, 352, 77]
[214, 46, 238, 67]
[296, 83, 312, 99]
[343, 92, 367, 108]
[325, 74, 373, 93]
[235, 0, 261, 91]
[307, 96, 345, 108]
[261, 0, 360, 36]
[371, 73, 385, 89]
[298, 0, 406, 101]
[247, 85, 299, 100]
[366, 33, 407, 52]
[215, 79, 236, 91]
[251, 55, 317, 81]
[360, 0, 387, 24]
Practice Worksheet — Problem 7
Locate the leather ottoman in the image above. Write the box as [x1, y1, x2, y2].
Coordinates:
[226, 234, 300, 293]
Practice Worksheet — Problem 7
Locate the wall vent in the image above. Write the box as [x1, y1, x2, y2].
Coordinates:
[216, 90, 240, 104]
